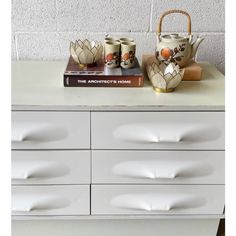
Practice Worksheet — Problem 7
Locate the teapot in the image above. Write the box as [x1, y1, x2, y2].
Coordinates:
[155, 10, 204, 67]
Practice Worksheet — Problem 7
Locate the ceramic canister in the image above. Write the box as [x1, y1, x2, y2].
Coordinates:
[104, 41, 121, 68]
[120, 41, 136, 69]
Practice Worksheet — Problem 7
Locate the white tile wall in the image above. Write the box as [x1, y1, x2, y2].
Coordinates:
[11, 0, 225, 73]
[57, 0, 151, 32]
[12, 0, 57, 32]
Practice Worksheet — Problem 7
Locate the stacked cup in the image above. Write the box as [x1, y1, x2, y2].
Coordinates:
[104, 37, 136, 69]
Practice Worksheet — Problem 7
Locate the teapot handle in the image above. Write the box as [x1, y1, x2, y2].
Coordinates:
[157, 9, 192, 38]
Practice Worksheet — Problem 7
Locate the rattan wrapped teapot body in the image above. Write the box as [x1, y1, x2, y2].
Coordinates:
[156, 10, 204, 67]
[146, 59, 185, 93]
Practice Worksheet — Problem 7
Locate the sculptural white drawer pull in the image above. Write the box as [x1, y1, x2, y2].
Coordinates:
[149, 136, 181, 143]
[120, 171, 177, 179]
[11, 123, 67, 143]
[11, 135, 26, 142]
[110, 194, 197, 212]
[113, 124, 183, 144]
[12, 185, 90, 216]
[12, 162, 38, 180]
[12, 172, 31, 180]
[113, 165, 177, 179]
[11, 160, 69, 181]
[112, 161, 199, 180]
[12, 111, 90, 149]
[12, 196, 70, 213]
[12, 205, 33, 212]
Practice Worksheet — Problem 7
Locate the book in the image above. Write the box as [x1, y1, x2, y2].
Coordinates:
[64, 56, 144, 87]
[142, 55, 203, 81]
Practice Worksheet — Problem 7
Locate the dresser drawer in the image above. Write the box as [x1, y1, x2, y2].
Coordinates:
[91, 185, 224, 215]
[92, 151, 224, 184]
[12, 111, 90, 149]
[12, 151, 90, 185]
[12, 185, 90, 216]
[91, 112, 224, 150]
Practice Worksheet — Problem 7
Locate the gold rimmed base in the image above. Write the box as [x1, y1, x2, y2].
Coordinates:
[78, 64, 86, 69]
[154, 87, 175, 93]
[77, 62, 97, 69]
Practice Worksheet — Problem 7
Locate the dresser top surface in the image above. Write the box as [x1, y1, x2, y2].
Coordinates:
[12, 61, 225, 111]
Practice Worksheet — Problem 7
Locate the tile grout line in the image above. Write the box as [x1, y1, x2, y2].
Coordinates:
[55, 0, 58, 31]
[14, 34, 19, 60]
[11, 31, 226, 35]
[148, 0, 154, 32]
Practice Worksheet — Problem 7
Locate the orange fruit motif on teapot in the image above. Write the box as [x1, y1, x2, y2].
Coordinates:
[161, 47, 173, 60]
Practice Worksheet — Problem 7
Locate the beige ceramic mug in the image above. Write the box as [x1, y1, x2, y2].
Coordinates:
[120, 41, 136, 69]
[104, 41, 121, 68]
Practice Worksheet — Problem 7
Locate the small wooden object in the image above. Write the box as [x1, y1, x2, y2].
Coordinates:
[182, 60, 203, 81]
[142, 55, 203, 81]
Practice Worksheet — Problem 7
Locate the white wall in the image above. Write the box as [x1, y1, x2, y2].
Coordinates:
[12, 0, 225, 72]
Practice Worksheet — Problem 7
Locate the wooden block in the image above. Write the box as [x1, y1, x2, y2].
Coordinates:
[142, 54, 203, 81]
[182, 61, 203, 81]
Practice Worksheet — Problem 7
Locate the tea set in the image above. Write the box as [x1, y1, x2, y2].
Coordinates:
[104, 37, 136, 69]
[70, 9, 204, 92]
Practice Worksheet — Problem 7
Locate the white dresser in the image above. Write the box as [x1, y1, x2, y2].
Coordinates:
[11, 61, 225, 236]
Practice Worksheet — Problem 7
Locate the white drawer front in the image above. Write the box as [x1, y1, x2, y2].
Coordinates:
[12, 185, 90, 216]
[12, 111, 90, 149]
[92, 151, 224, 184]
[91, 112, 224, 150]
[12, 151, 90, 185]
[92, 185, 224, 215]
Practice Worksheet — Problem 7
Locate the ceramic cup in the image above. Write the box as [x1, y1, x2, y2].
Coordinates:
[104, 37, 120, 43]
[119, 37, 134, 43]
[120, 41, 136, 69]
[105, 37, 115, 41]
[104, 41, 121, 68]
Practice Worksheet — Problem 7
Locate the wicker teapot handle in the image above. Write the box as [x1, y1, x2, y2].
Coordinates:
[157, 9, 192, 37]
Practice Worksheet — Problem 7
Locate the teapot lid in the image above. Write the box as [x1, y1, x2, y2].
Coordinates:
[162, 34, 188, 42]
